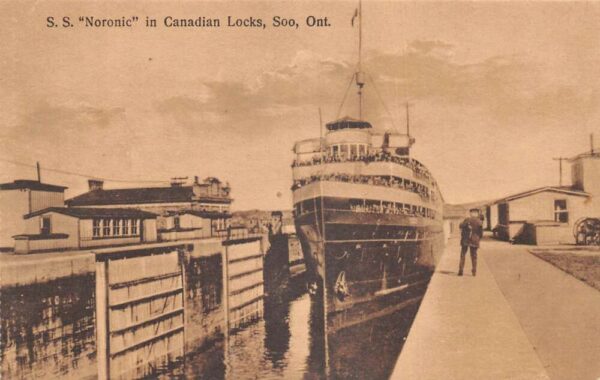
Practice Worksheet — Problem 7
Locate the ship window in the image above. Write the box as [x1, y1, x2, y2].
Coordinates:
[326, 197, 351, 210]
[396, 147, 409, 156]
[554, 200, 568, 223]
[122, 219, 129, 235]
[358, 144, 366, 156]
[332, 145, 339, 157]
[340, 144, 348, 157]
[302, 199, 315, 213]
[350, 144, 357, 157]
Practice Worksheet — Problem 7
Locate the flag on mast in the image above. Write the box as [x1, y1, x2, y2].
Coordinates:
[351, 8, 358, 26]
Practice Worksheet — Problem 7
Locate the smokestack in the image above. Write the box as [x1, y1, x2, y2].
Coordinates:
[88, 179, 104, 191]
[170, 177, 188, 187]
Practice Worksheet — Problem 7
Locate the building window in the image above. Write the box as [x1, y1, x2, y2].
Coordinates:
[131, 219, 139, 235]
[112, 218, 121, 235]
[102, 219, 111, 236]
[122, 219, 129, 235]
[174, 216, 180, 229]
[554, 200, 568, 223]
[40, 216, 51, 235]
[93, 219, 101, 237]
[332, 145, 339, 157]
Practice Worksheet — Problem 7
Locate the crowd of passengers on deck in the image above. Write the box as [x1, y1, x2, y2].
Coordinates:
[291, 173, 433, 201]
[292, 150, 433, 181]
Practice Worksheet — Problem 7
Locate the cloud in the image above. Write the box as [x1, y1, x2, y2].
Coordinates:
[6, 101, 125, 135]
[153, 50, 354, 137]
[1, 100, 131, 170]
[153, 41, 600, 140]
[4, 41, 597, 208]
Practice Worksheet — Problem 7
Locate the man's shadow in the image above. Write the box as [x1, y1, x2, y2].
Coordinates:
[437, 270, 460, 276]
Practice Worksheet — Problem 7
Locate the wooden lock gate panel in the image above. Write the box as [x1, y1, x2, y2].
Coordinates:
[222, 237, 265, 332]
[95, 243, 187, 379]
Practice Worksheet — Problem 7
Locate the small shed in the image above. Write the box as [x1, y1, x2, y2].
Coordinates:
[443, 204, 468, 241]
[489, 186, 591, 245]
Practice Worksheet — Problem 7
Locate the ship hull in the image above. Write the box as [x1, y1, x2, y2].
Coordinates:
[294, 199, 444, 377]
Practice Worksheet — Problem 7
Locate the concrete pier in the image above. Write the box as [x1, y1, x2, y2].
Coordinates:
[392, 237, 600, 380]
[392, 238, 549, 380]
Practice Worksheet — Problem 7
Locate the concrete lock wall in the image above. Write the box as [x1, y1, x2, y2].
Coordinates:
[1, 236, 253, 379]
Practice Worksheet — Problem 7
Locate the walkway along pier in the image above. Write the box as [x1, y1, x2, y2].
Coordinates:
[392, 237, 600, 380]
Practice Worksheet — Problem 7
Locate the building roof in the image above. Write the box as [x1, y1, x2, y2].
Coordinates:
[0, 179, 67, 192]
[24, 207, 157, 219]
[494, 186, 590, 204]
[67, 186, 191, 206]
[13, 233, 69, 240]
[181, 210, 232, 219]
[443, 204, 468, 219]
[67, 184, 233, 206]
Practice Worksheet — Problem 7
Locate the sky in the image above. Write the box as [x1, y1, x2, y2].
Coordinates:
[1, 1, 599, 210]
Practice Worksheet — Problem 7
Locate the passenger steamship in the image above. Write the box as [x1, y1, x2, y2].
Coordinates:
[290, 2, 445, 342]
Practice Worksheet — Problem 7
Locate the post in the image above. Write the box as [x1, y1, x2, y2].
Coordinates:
[319, 107, 323, 152]
[552, 157, 567, 187]
[36, 162, 41, 182]
[179, 248, 187, 352]
[591, 133, 595, 155]
[222, 246, 230, 334]
[405, 102, 411, 137]
[355, 0, 365, 120]
[95, 259, 110, 380]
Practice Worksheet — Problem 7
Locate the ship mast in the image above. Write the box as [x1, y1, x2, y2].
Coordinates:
[405, 102, 410, 137]
[356, 0, 365, 119]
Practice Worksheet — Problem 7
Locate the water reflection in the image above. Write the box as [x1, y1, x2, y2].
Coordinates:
[170, 273, 419, 380]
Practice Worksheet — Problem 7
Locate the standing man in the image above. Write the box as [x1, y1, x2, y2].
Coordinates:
[458, 208, 484, 276]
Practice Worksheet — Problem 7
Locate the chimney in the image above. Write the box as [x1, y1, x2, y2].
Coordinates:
[170, 177, 187, 187]
[88, 179, 104, 191]
[194, 176, 199, 184]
